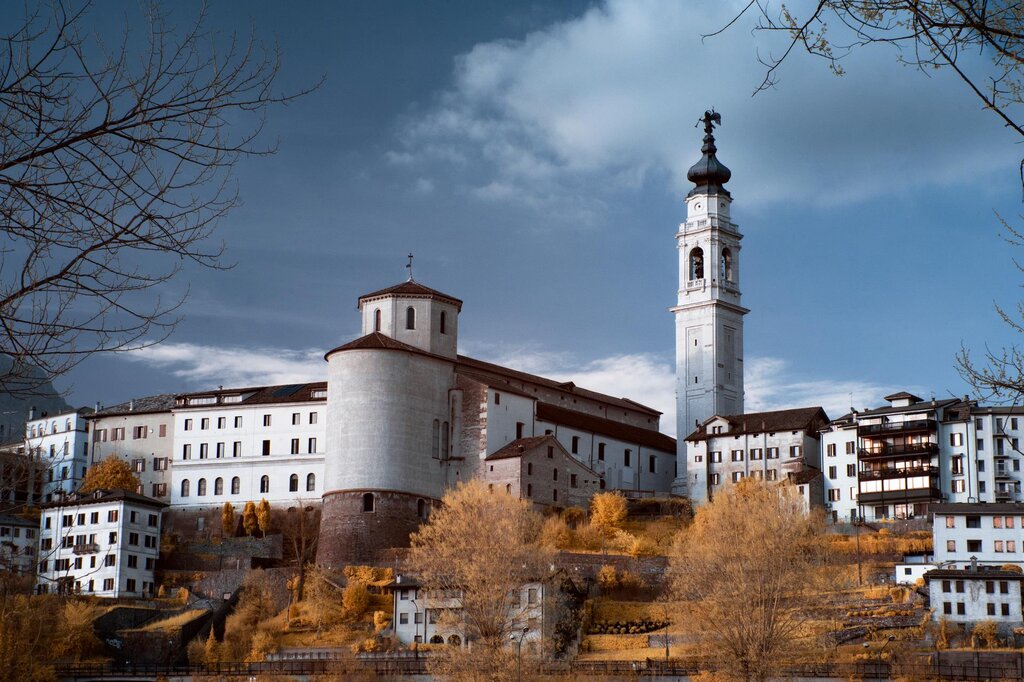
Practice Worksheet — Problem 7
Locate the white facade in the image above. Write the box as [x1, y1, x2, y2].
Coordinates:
[89, 396, 176, 501]
[684, 408, 827, 506]
[932, 503, 1024, 570]
[37, 489, 163, 598]
[388, 577, 545, 649]
[673, 116, 746, 496]
[24, 410, 90, 503]
[0, 513, 37, 575]
[170, 385, 326, 509]
[820, 417, 861, 522]
[819, 398, 1024, 521]
[895, 561, 937, 585]
[927, 569, 1023, 625]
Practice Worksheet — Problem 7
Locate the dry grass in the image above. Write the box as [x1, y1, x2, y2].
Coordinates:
[126, 609, 208, 633]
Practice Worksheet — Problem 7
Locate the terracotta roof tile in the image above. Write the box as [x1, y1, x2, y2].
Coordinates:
[357, 280, 463, 310]
[485, 435, 554, 461]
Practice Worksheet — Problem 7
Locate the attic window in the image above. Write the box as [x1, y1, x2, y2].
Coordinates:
[189, 396, 216, 405]
[311, 389, 327, 399]
[222, 395, 242, 403]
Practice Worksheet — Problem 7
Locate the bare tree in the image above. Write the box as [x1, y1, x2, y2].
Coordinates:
[957, 220, 1024, 403]
[728, 1, 1024, 141]
[0, 2, 317, 395]
[407, 480, 552, 656]
[721, 2, 1024, 404]
[670, 479, 829, 681]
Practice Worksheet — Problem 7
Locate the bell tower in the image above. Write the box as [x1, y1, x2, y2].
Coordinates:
[672, 111, 748, 496]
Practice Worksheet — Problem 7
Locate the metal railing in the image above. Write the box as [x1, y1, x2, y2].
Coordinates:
[858, 465, 939, 481]
[859, 419, 936, 436]
[859, 441, 938, 458]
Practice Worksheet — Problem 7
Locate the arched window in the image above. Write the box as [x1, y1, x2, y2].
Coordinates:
[447, 634, 462, 646]
[505, 483, 512, 495]
[197, 478, 207, 496]
[432, 420, 440, 458]
[417, 498, 426, 519]
[721, 247, 733, 281]
[214, 477, 223, 495]
[362, 492, 374, 513]
[181, 479, 190, 497]
[430, 635, 444, 644]
[405, 306, 416, 330]
[440, 310, 447, 334]
[289, 474, 298, 492]
[374, 308, 382, 332]
[260, 475, 270, 494]
[306, 473, 316, 492]
[64, 419, 71, 431]
[689, 247, 704, 280]
[441, 421, 449, 458]
[231, 477, 240, 495]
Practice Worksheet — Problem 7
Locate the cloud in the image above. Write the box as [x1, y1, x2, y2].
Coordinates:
[124, 343, 325, 389]
[745, 357, 924, 419]
[391, 0, 1017, 217]
[126, 341, 925, 439]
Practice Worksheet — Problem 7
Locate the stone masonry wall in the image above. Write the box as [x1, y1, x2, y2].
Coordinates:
[317, 490, 434, 568]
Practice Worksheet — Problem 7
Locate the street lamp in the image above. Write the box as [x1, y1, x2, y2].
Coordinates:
[510, 625, 529, 682]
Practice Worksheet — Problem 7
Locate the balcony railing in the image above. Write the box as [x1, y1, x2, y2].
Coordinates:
[857, 487, 943, 504]
[72, 542, 99, 555]
[858, 419, 936, 436]
[858, 441, 938, 459]
[858, 465, 939, 481]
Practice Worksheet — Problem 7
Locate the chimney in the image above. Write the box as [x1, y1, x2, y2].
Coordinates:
[129, 399, 134, 412]
[970, 556, 978, 572]
[94, 402, 100, 413]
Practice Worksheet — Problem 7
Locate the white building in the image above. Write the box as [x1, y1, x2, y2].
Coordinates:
[932, 502, 1024, 570]
[89, 395, 176, 501]
[385, 575, 547, 650]
[683, 406, 828, 506]
[673, 111, 747, 496]
[318, 279, 676, 566]
[24, 409, 90, 503]
[170, 383, 327, 509]
[0, 513, 37, 575]
[37, 489, 164, 598]
[926, 567, 1024, 626]
[820, 396, 1024, 522]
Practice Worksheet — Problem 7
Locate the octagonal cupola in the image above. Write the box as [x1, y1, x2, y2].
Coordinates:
[357, 279, 462, 358]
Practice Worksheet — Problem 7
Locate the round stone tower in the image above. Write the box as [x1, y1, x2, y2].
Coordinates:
[317, 280, 463, 566]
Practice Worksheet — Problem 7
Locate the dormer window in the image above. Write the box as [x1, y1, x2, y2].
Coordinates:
[405, 306, 416, 330]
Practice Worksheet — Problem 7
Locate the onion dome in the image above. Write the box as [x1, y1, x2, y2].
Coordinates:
[686, 110, 731, 198]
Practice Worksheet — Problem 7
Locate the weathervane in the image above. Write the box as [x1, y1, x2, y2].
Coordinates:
[406, 253, 414, 281]
[697, 109, 721, 135]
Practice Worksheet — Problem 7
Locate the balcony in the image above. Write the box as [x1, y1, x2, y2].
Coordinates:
[72, 542, 99, 555]
[858, 441, 938, 460]
[858, 419, 936, 437]
[857, 487, 943, 504]
[997, 489, 1015, 501]
[858, 465, 939, 482]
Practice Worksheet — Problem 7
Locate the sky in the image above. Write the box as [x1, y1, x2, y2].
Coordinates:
[42, 0, 1023, 437]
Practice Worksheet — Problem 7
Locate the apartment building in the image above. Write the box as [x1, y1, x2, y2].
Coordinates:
[24, 409, 91, 502]
[385, 575, 549, 650]
[0, 513, 37, 575]
[36, 489, 164, 597]
[683, 406, 829, 505]
[170, 383, 327, 509]
[932, 502, 1024, 570]
[821, 394, 1024, 521]
[89, 395, 176, 502]
[925, 566, 1024, 626]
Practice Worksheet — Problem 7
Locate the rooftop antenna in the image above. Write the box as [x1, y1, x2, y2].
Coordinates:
[406, 253, 414, 281]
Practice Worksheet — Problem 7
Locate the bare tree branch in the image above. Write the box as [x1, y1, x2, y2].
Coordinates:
[0, 1, 320, 395]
